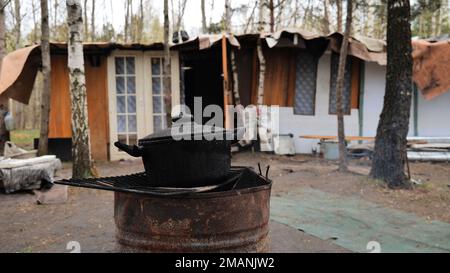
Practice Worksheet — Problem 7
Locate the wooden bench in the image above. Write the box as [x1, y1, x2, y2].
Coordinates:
[299, 135, 375, 142]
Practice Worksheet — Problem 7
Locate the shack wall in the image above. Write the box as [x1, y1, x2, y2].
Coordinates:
[278, 53, 360, 154]
[49, 55, 109, 161]
[417, 90, 450, 136]
[362, 62, 415, 138]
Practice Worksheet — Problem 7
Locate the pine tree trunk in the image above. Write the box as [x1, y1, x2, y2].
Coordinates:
[13, 0, 23, 131]
[230, 50, 241, 105]
[14, 0, 21, 48]
[0, 1, 10, 155]
[225, 0, 232, 32]
[90, 0, 95, 41]
[32, 0, 38, 42]
[124, 0, 131, 43]
[66, 0, 93, 179]
[323, 0, 331, 34]
[38, 0, 52, 156]
[335, 0, 352, 172]
[370, 0, 413, 189]
[258, 0, 266, 32]
[269, 0, 274, 32]
[201, 0, 207, 33]
[337, 0, 343, 32]
[53, 0, 58, 30]
[137, 0, 144, 43]
[163, 0, 171, 126]
[83, 0, 88, 38]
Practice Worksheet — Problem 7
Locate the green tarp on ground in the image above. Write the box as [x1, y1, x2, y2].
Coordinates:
[271, 188, 450, 253]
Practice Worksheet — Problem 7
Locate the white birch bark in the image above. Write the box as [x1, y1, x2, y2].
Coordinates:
[66, 0, 93, 178]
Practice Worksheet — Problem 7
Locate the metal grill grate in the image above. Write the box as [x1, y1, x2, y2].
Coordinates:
[55, 167, 264, 196]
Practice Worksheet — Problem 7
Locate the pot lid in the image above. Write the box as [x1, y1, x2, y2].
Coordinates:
[139, 116, 237, 145]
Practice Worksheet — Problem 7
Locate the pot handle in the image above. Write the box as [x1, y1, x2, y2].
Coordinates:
[114, 142, 143, 157]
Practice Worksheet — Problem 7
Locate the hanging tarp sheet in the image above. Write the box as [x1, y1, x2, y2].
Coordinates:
[0, 45, 41, 104]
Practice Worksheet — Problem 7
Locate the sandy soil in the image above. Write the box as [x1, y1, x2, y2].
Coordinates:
[0, 152, 448, 253]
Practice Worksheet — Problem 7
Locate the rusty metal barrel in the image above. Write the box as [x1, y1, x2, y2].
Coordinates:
[114, 170, 272, 253]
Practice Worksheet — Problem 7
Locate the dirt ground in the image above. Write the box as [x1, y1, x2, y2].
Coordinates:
[0, 152, 448, 253]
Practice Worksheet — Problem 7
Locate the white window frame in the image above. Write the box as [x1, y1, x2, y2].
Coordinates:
[108, 50, 180, 161]
[114, 56, 138, 144]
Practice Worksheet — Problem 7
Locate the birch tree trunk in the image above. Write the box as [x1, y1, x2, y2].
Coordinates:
[66, 0, 93, 179]
[256, 39, 266, 105]
[0, 0, 10, 155]
[38, 0, 52, 156]
[335, 0, 352, 172]
[201, 0, 207, 33]
[370, 0, 413, 189]
[163, 0, 172, 126]
[257, 0, 266, 104]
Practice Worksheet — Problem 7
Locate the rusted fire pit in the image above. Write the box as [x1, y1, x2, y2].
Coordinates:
[57, 167, 272, 253]
[115, 169, 272, 253]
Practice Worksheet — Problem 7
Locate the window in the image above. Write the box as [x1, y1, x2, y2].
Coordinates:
[294, 51, 319, 115]
[329, 52, 352, 115]
[151, 57, 171, 132]
[115, 57, 137, 146]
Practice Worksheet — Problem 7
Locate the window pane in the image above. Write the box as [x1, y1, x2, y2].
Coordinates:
[126, 57, 135, 74]
[128, 115, 137, 133]
[117, 115, 126, 133]
[294, 51, 318, 116]
[127, 96, 136, 114]
[115, 58, 125, 74]
[116, 96, 126, 114]
[153, 95, 162, 114]
[129, 134, 137, 146]
[163, 77, 172, 91]
[127, 76, 136, 94]
[116, 77, 125, 94]
[151, 58, 161, 75]
[153, 116, 162, 131]
[162, 115, 167, 129]
[152, 77, 161, 94]
[118, 134, 127, 144]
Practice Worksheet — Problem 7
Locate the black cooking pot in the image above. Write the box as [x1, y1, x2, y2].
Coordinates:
[114, 119, 241, 188]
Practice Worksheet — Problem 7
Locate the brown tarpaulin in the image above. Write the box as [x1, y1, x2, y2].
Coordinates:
[0, 45, 41, 104]
[412, 40, 450, 100]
